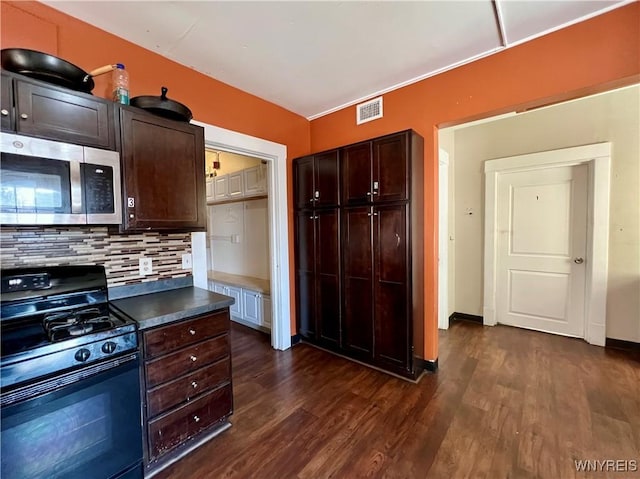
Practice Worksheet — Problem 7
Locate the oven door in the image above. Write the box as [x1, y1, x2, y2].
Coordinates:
[1, 353, 143, 479]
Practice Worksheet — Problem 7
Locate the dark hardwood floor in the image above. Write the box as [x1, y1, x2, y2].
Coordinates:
[156, 321, 640, 479]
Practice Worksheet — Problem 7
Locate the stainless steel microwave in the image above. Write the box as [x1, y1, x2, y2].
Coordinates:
[0, 133, 122, 225]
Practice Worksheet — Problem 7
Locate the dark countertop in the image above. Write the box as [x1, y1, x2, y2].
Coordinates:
[110, 286, 234, 330]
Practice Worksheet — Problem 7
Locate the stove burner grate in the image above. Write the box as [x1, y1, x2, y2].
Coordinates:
[43, 307, 116, 342]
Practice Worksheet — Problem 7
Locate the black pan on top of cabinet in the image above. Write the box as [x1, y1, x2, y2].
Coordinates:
[294, 149, 339, 209]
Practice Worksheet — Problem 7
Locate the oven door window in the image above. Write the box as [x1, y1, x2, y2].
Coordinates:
[1, 356, 142, 479]
[0, 153, 71, 214]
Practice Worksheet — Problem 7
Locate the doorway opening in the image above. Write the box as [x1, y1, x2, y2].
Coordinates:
[438, 84, 639, 345]
[204, 148, 273, 337]
[190, 121, 291, 351]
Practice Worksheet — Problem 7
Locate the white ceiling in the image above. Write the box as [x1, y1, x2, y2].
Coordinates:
[43, 0, 631, 119]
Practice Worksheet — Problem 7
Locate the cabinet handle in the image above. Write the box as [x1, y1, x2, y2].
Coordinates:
[366, 192, 372, 196]
[189, 328, 196, 335]
[0, 109, 8, 116]
[20, 113, 28, 120]
[193, 415, 200, 423]
[314, 191, 320, 199]
[191, 381, 198, 388]
[373, 212, 378, 216]
[373, 191, 379, 195]
[189, 355, 197, 362]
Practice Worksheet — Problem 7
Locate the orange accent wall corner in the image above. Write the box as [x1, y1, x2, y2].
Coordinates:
[310, 2, 640, 361]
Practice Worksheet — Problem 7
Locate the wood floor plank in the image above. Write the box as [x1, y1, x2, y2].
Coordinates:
[154, 321, 640, 479]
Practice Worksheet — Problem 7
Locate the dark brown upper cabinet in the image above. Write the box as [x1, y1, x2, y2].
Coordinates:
[1, 73, 14, 132]
[5, 74, 116, 149]
[294, 150, 339, 209]
[119, 107, 206, 232]
[373, 132, 409, 203]
[341, 141, 372, 205]
[342, 131, 410, 205]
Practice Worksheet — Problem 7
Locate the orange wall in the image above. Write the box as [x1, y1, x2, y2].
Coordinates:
[2, 2, 639, 361]
[310, 3, 640, 361]
[1, 0, 310, 334]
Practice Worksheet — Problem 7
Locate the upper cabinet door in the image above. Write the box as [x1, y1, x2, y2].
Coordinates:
[294, 156, 315, 209]
[1, 74, 14, 132]
[214, 175, 229, 201]
[228, 171, 244, 198]
[14, 80, 115, 149]
[341, 141, 372, 205]
[373, 132, 409, 203]
[314, 150, 339, 208]
[120, 108, 205, 231]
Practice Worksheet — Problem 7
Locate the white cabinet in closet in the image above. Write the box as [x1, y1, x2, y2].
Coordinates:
[208, 281, 270, 332]
[243, 164, 267, 197]
[228, 171, 244, 199]
[214, 175, 229, 201]
[206, 177, 215, 202]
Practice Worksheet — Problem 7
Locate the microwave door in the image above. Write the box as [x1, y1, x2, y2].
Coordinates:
[83, 147, 122, 224]
[0, 134, 86, 225]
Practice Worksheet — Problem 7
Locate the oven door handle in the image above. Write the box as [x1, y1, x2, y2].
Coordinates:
[1, 352, 139, 407]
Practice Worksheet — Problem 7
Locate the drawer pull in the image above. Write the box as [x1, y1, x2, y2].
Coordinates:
[189, 329, 196, 335]
[20, 113, 29, 120]
[1, 109, 8, 116]
[191, 381, 198, 388]
[193, 415, 200, 423]
[190, 355, 197, 362]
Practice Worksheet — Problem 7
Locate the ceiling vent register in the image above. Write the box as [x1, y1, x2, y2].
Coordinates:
[356, 96, 383, 125]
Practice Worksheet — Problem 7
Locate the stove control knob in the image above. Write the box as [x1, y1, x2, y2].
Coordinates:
[75, 348, 91, 362]
[102, 342, 117, 354]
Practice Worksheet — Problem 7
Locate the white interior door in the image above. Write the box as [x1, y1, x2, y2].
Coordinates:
[496, 164, 588, 337]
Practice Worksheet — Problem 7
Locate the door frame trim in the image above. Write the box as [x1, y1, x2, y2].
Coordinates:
[438, 148, 450, 330]
[483, 143, 611, 346]
[191, 121, 291, 351]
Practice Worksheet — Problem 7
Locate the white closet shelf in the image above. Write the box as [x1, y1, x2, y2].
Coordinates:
[207, 270, 270, 295]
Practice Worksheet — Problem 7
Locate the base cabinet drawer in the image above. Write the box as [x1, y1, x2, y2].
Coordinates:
[144, 311, 229, 358]
[148, 383, 233, 461]
[145, 335, 229, 388]
[147, 357, 231, 418]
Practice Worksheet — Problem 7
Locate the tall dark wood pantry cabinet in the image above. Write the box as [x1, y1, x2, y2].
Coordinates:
[294, 150, 341, 350]
[294, 130, 425, 380]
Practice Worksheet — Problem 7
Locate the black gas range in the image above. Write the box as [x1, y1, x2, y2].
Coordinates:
[0, 265, 143, 479]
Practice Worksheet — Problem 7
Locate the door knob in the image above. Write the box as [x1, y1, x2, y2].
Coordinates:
[574, 257, 584, 264]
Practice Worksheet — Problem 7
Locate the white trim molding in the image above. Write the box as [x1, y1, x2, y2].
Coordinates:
[438, 148, 450, 330]
[192, 121, 291, 351]
[483, 143, 611, 346]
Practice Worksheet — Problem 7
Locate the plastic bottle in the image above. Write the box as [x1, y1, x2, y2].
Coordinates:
[112, 63, 129, 105]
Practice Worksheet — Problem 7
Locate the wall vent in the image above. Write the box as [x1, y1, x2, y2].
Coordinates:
[356, 96, 383, 125]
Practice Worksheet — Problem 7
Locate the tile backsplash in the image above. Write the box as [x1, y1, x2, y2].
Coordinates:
[1, 227, 192, 287]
